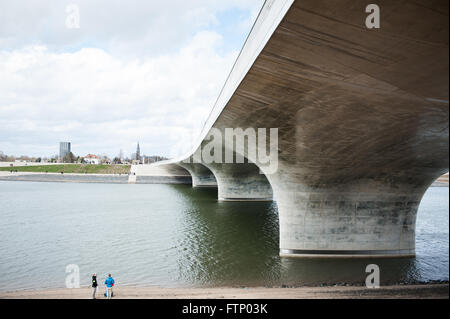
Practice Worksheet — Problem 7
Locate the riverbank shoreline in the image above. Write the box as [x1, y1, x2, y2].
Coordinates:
[0, 283, 448, 299]
[0, 171, 447, 187]
[0, 172, 191, 184]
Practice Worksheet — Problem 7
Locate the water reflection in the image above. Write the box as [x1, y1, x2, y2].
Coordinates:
[168, 184, 447, 286]
[0, 181, 447, 291]
[168, 186, 281, 286]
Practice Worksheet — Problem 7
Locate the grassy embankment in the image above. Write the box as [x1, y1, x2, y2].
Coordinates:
[0, 164, 131, 174]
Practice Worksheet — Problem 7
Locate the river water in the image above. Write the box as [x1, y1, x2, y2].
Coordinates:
[0, 181, 448, 291]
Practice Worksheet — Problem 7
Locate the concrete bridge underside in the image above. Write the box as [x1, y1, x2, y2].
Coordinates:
[202, 162, 273, 201]
[178, 151, 273, 200]
[158, 0, 448, 257]
[177, 162, 217, 187]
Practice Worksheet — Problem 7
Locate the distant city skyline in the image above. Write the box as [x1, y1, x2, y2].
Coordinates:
[0, 1, 264, 159]
[0, 140, 165, 161]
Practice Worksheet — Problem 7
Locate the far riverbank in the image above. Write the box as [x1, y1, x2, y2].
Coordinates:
[0, 163, 130, 174]
[0, 171, 191, 184]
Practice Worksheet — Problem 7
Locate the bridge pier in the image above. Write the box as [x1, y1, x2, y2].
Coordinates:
[203, 162, 273, 201]
[268, 170, 443, 258]
[177, 162, 217, 187]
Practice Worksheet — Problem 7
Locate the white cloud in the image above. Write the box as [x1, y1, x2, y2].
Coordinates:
[0, 0, 263, 57]
[0, 1, 264, 158]
[0, 32, 238, 158]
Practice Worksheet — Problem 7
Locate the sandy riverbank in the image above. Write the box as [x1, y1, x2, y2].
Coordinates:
[0, 284, 448, 299]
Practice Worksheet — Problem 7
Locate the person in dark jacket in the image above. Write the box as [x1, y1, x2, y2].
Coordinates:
[91, 273, 98, 299]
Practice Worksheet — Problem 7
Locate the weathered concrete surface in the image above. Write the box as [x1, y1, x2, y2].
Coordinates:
[157, 0, 449, 256]
[136, 175, 191, 184]
[128, 174, 137, 184]
[176, 137, 273, 199]
[131, 163, 190, 177]
[202, 162, 272, 201]
[177, 162, 217, 187]
[131, 163, 191, 184]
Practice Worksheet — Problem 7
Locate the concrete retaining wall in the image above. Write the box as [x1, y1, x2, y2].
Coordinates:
[0, 173, 192, 185]
[0, 173, 128, 183]
[136, 175, 191, 184]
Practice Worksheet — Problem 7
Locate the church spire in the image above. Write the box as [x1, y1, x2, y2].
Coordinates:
[136, 142, 140, 161]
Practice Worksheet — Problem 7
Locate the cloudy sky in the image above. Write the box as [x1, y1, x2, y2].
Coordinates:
[0, 0, 264, 159]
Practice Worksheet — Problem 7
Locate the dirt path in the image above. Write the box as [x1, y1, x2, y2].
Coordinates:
[0, 284, 448, 299]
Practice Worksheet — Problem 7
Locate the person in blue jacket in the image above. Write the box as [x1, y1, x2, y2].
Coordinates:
[104, 274, 115, 299]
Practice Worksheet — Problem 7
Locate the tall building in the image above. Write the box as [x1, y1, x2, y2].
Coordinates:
[136, 142, 141, 162]
[59, 142, 71, 159]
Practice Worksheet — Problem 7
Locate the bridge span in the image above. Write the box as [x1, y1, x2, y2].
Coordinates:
[140, 0, 449, 257]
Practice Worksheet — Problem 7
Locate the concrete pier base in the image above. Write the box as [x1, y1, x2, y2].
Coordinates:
[279, 249, 415, 258]
[270, 175, 439, 257]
